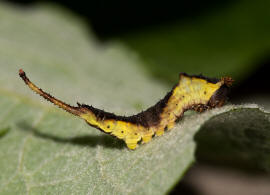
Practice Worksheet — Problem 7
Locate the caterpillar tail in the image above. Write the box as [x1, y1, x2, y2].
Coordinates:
[19, 69, 82, 116]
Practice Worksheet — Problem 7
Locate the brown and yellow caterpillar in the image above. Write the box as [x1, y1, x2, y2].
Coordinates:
[19, 69, 233, 149]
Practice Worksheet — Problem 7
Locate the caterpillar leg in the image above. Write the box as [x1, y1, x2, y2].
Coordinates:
[125, 131, 141, 150]
[166, 122, 175, 130]
[126, 142, 138, 150]
[155, 128, 164, 136]
[141, 128, 154, 143]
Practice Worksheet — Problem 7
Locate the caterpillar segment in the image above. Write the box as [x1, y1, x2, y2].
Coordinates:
[19, 69, 232, 149]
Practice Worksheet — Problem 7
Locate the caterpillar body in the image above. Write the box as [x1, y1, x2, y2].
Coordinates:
[19, 69, 233, 149]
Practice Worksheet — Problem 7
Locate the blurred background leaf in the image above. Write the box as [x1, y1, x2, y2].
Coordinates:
[113, 0, 270, 84]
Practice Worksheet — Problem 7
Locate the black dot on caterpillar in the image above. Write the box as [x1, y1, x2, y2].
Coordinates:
[19, 69, 233, 150]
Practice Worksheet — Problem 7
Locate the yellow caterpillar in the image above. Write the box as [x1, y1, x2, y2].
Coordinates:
[19, 69, 233, 149]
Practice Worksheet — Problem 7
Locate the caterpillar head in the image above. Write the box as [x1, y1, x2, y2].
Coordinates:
[208, 77, 234, 108]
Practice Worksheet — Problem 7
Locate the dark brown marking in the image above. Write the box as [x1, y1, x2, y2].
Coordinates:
[208, 85, 229, 108]
[78, 84, 176, 128]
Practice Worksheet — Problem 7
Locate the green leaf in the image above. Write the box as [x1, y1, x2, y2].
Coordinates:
[196, 106, 270, 171]
[115, 1, 270, 83]
[0, 2, 270, 195]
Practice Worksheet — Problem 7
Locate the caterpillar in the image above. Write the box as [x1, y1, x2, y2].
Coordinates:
[19, 69, 233, 149]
